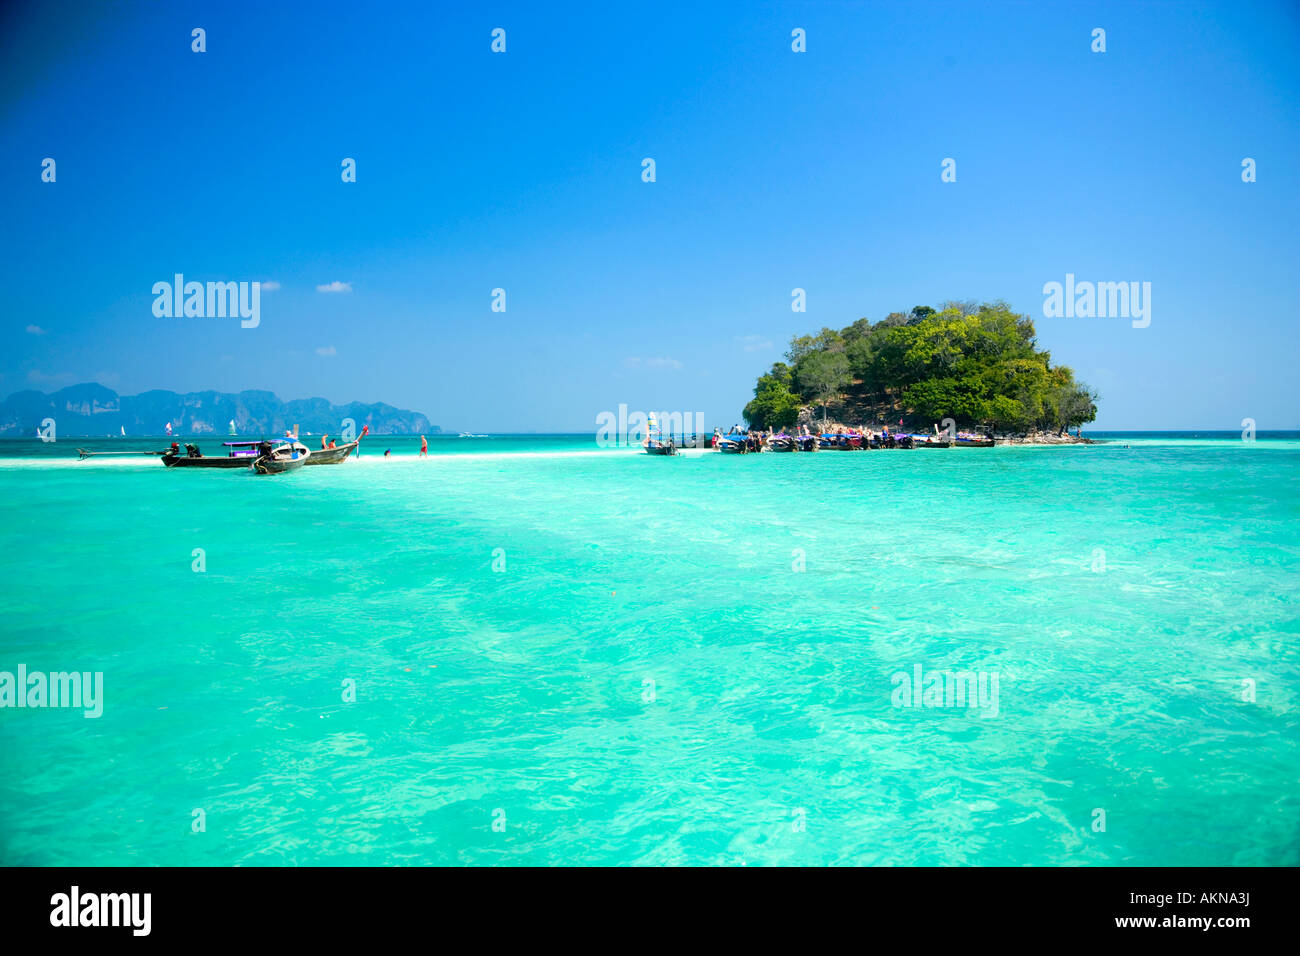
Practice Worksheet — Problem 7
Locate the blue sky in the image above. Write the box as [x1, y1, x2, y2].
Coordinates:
[2, 0, 1297, 431]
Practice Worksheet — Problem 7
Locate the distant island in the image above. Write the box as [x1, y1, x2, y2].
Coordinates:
[0, 383, 439, 437]
[744, 301, 1098, 437]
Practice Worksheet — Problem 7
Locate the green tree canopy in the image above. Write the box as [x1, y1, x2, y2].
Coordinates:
[750, 302, 1098, 433]
[743, 362, 803, 430]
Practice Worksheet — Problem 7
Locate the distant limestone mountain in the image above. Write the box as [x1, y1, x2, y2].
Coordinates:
[0, 383, 440, 437]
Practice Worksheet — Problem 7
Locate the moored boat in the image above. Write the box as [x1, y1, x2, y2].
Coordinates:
[251, 440, 310, 475]
[643, 413, 678, 455]
[305, 440, 359, 464]
[768, 434, 798, 452]
[161, 441, 264, 468]
[819, 432, 861, 450]
[718, 433, 749, 453]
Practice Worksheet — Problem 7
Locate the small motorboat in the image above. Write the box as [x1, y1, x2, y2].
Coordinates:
[162, 440, 265, 468]
[768, 434, 798, 452]
[955, 432, 995, 447]
[718, 433, 749, 453]
[305, 440, 359, 464]
[251, 440, 310, 474]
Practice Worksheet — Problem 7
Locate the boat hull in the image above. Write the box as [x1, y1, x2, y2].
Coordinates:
[305, 441, 358, 464]
[252, 455, 307, 475]
[162, 455, 254, 468]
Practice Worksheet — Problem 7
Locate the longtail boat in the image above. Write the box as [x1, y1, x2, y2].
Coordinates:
[819, 433, 857, 450]
[305, 440, 359, 464]
[252, 440, 310, 475]
[161, 441, 264, 468]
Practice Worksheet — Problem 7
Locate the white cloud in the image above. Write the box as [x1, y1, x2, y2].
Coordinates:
[260, 281, 281, 292]
[26, 324, 47, 335]
[315, 345, 337, 357]
[316, 281, 352, 293]
[735, 334, 773, 352]
[626, 356, 683, 371]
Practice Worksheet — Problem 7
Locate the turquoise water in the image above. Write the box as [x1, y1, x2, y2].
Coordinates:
[1, 434, 1297, 865]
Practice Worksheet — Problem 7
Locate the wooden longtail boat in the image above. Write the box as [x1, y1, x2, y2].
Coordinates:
[161, 441, 264, 468]
[819, 433, 860, 450]
[304, 440, 359, 464]
[252, 440, 310, 475]
[717, 434, 749, 453]
[645, 439, 677, 456]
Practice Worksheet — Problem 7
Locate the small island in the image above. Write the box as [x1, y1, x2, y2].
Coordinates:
[743, 301, 1097, 442]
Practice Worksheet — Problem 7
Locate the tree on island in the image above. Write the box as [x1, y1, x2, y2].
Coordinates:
[794, 349, 852, 426]
[742, 363, 802, 431]
[745, 302, 1098, 435]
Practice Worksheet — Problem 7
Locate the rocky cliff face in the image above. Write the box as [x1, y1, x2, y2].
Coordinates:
[0, 383, 439, 436]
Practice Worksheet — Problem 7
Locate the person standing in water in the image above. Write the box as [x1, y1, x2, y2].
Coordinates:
[420, 435, 428, 457]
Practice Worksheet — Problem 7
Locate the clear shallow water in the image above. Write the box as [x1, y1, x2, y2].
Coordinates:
[0, 434, 1297, 865]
